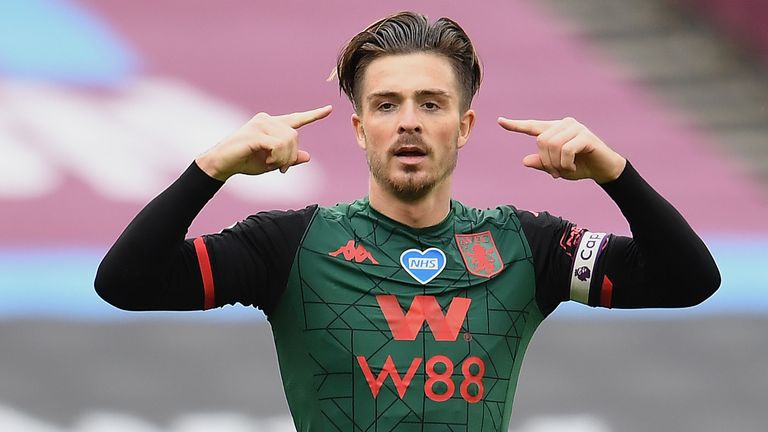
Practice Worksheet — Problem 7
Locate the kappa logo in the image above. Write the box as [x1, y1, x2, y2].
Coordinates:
[400, 248, 446, 284]
[329, 240, 379, 264]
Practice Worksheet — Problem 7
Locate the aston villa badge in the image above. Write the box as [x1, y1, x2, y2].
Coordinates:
[455, 231, 504, 278]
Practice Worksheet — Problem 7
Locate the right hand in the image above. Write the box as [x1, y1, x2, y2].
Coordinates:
[497, 116, 625, 184]
[196, 105, 333, 181]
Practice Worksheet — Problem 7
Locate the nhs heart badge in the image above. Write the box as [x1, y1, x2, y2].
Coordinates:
[400, 248, 447, 285]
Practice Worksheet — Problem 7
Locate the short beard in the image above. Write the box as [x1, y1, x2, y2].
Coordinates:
[367, 145, 458, 203]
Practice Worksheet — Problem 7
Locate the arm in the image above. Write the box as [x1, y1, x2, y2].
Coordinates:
[598, 161, 720, 308]
[517, 162, 720, 316]
[499, 117, 720, 315]
[94, 163, 317, 312]
[95, 105, 332, 312]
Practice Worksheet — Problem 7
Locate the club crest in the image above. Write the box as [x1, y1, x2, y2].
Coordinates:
[455, 231, 504, 278]
[399, 248, 446, 285]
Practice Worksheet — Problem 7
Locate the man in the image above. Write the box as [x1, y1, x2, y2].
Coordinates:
[95, 11, 720, 431]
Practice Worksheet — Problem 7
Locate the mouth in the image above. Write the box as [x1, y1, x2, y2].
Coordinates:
[393, 145, 428, 164]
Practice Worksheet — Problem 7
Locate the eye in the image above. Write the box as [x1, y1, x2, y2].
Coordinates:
[377, 102, 396, 112]
[422, 101, 440, 111]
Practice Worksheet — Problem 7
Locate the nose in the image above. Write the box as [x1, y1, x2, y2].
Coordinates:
[397, 102, 422, 134]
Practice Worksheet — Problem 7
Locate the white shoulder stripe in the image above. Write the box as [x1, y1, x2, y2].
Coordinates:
[570, 232, 607, 304]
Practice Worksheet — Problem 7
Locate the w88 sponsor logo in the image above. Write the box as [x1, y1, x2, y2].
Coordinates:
[356, 354, 485, 403]
[356, 295, 486, 403]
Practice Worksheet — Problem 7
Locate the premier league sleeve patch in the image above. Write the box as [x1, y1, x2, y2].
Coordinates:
[400, 248, 447, 285]
[455, 231, 504, 278]
[569, 231, 607, 304]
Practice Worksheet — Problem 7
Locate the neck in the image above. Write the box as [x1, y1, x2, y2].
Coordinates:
[368, 177, 453, 228]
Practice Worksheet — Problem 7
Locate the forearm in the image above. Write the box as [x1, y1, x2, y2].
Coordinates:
[599, 162, 721, 307]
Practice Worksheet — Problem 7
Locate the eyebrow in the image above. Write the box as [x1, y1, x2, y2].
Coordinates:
[366, 89, 451, 102]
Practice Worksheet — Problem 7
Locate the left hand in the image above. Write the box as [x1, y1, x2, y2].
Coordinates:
[498, 116, 626, 183]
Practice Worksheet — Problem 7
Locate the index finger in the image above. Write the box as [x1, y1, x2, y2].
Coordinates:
[497, 118, 555, 136]
[277, 105, 333, 129]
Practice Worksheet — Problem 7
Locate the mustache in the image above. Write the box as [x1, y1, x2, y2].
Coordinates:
[396, 134, 424, 145]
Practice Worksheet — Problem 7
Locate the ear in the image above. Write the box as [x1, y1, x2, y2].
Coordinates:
[351, 113, 367, 150]
[457, 109, 476, 149]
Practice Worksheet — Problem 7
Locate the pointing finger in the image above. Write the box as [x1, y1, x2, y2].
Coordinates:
[277, 105, 333, 129]
[497, 118, 556, 136]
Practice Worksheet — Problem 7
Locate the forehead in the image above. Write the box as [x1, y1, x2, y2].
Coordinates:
[359, 53, 459, 99]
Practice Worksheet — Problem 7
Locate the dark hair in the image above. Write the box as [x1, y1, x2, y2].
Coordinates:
[336, 11, 482, 111]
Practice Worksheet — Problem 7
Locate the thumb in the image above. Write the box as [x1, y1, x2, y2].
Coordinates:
[294, 150, 311, 166]
[522, 154, 545, 171]
[279, 150, 311, 173]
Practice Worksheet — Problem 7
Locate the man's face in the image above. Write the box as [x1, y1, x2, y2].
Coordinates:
[352, 53, 474, 201]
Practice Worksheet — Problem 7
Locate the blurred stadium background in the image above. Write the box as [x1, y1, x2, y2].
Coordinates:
[1, 0, 767, 430]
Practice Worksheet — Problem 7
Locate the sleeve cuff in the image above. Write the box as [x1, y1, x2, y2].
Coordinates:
[185, 160, 226, 194]
[598, 160, 644, 198]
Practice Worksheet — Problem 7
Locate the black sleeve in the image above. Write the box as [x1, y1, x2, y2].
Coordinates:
[94, 161, 317, 315]
[514, 209, 579, 316]
[516, 161, 721, 317]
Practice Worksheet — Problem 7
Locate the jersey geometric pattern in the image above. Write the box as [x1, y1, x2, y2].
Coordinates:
[268, 199, 545, 432]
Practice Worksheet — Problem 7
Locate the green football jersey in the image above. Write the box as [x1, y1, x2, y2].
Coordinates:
[269, 198, 544, 431]
[96, 161, 720, 432]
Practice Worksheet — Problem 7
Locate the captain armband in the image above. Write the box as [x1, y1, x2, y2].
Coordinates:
[569, 232, 608, 305]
